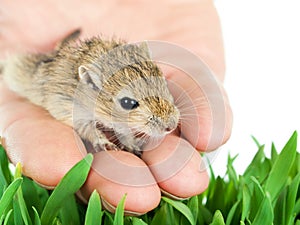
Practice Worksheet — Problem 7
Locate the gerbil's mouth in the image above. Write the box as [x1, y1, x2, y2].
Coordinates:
[95, 122, 119, 144]
[94, 122, 172, 152]
[130, 128, 167, 140]
[95, 122, 150, 150]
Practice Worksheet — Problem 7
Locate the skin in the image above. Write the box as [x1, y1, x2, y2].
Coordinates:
[0, 0, 233, 214]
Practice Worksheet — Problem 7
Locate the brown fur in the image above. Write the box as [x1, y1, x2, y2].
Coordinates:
[2, 30, 179, 155]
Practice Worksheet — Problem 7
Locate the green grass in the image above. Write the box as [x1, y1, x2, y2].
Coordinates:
[0, 131, 299, 225]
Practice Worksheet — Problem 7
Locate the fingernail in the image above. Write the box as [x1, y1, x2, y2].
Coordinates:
[160, 188, 190, 201]
[33, 180, 56, 190]
[101, 198, 144, 216]
[76, 189, 88, 204]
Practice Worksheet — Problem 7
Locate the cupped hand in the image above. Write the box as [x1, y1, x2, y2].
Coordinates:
[0, 0, 232, 214]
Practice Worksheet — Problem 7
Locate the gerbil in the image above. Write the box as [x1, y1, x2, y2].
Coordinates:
[1, 30, 180, 156]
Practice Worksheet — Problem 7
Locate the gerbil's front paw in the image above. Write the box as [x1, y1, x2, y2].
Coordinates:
[125, 144, 143, 157]
[93, 139, 119, 152]
[132, 148, 143, 157]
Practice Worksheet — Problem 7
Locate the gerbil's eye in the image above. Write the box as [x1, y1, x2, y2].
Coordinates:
[120, 97, 139, 110]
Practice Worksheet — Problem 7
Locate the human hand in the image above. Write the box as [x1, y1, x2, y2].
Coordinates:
[0, 0, 232, 214]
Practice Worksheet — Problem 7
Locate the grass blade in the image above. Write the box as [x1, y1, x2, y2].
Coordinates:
[166, 203, 178, 225]
[162, 197, 195, 225]
[226, 154, 239, 187]
[251, 136, 261, 148]
[132, 217, 148, 225]
[273, 187, 287, 225]
[297, 153, 300, 173]
[150, 203, 173, 225]
[294, 199, 300, 218]
[14, 163, 32, 225]
[0, 145, 12, 196]
[264, 131, 297, 202]
[289, 151, 300, 180]
[205, 177, 226, 213]
[3, 209, 13, 225]
[32, 207, 41, 225]
[103, 211, 114, 225]
[225, 201, 240, 225]
[113, 194, 126, 225]
[197, 205, 213, 225]
[0, 177, 23, 216]
[21, 176, 49, 217]
[244, 146, 272, 184]
[187, 196, 199, 224]
[209, 210, 225, 225]
[249, 176, 264, 221]
[243, 145, 265, 180]
[252, 192, 273, 225]
[58, 194, 80, 225]
[270, 143, 278, 163]
[241, 182, 251, 221]
[15, 188, 32, 225]
[0, 215, 4, 224]
[41, 154, 93, 225]
[286, 173, 300, 225]
[223, 180, 239, 215]
[13, 196, 25, 225]
[85, 190, 102, 225]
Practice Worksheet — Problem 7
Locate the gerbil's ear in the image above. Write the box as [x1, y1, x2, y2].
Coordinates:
[139, 42, 151, 59]
[78, 65, 102, 91]
[55, 29, 81, 50]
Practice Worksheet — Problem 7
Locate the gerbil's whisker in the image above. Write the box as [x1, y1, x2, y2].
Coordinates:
[176, 100, 209, 118]
[174, 85, 203, 104]
[173, 85, 199, 104]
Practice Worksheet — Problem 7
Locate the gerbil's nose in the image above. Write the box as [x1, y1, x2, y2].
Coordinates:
[163, 118, 179, 133]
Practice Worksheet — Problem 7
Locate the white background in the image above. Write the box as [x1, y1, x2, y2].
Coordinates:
[211, 0, 300, 176]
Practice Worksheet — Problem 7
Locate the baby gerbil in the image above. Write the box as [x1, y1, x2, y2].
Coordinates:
[1, 29, 180, 156]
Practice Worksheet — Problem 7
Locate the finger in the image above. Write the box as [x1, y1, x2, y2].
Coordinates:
[0, 100, 85, 187]
[0, 82, 161, 213]
[2, 107, 161, 214]
[164, 67, 233, 151]
[80, 151, 161, 215]
[0, 83, 49, 134]
[142, 134, 209, 199]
